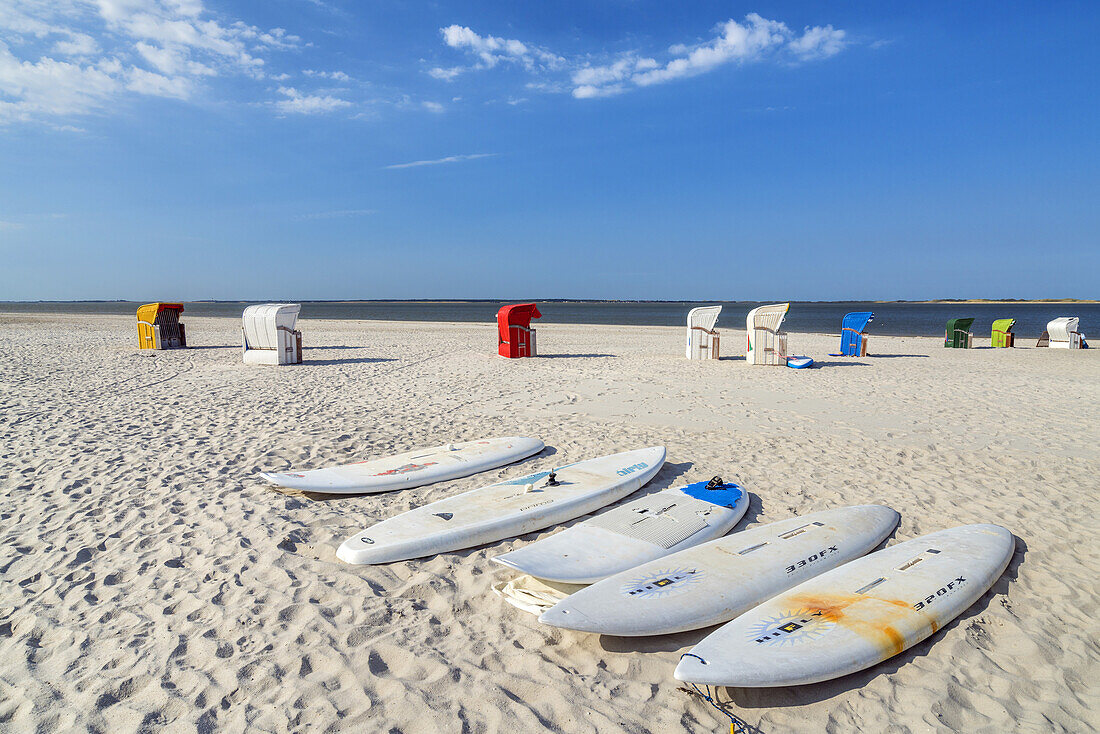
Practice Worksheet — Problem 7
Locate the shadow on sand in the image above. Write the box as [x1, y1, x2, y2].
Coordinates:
[810, 360, 870, 368]
[863, 353, 931, 359]
[538, 353, 615, 359]
[307, 345, 370, 350]
[306, 357, 397, 366]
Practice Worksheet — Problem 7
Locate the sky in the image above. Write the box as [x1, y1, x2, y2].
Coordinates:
[0, 1, 1097, 301]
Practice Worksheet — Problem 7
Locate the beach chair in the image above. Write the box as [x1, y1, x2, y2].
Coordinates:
[242, 304, 303, 365]
[839, 312, 874, 356]
[1046, 317, 1084, 349]
[944, 318, 975, 349]
[497, 303, 541, 358]
[686, 306, 722, 360]
[991, 318, 1016, 348]
[137, 303, 186, 350]
[746, 303, 789, 365]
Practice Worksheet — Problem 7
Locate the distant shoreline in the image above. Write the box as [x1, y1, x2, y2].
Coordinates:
[889, 299, 1099, 304]
[2, 298, 1097, 305]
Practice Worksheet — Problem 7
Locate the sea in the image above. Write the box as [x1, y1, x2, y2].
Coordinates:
[2, 300, 1097, 339]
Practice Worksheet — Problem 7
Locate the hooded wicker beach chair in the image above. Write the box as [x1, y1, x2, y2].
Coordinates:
[1045, 317, 1085, 349]
[137, 303, 186, 350]
[746, 304, 790, 365]
[242, 304, 303, 365]
[945, 318, 975, 349]
[838, 311, 874, 356]
[991, 319, 1016, 348]
[686, 306, 722, 360]
[497, 303, 541, 358]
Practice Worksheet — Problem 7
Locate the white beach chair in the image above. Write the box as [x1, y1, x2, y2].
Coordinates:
[686, 306, 722, 360]
[242, 304, 303, 365]
[1046, 317, 1084, 349]
[746, 303, 790, 365]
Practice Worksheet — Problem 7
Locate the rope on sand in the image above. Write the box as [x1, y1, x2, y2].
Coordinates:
[676, 655, 758, 734]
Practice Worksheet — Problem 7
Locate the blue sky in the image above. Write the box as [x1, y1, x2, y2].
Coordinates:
[1, 1, 1096, 301]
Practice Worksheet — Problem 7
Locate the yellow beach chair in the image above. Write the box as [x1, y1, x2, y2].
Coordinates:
[137, 303, 186, 350]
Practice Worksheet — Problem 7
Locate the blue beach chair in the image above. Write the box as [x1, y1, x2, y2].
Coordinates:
[834, 312, 874, 356]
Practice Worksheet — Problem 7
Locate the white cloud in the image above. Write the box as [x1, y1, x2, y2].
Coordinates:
[435, 14, 849, 101]
[437, 24, 564, 75]
[384, 152, 495, 170]
[303, 69, 350, 81]
[0, 47, 125, 121]
[134, 41, 214, 76]
[524, 80, 567, 93]
[572, 84, 622, 100]
[273, 86, 350, 114]
[574, 13, 829, 97]
[53, 33, 99, 57]
[428, 65, 463, 81]
[572, 55, 657, 87]
[571, 55, 657, 98]
[788, 25, 846, 61]
[0, 219, 25, 230]
[0, 0, 302, 124]
[628, 14, 789, 89]
[127, 66, 192, 97]
[299, 0, 345, 17]
[421, 100, 443, 113]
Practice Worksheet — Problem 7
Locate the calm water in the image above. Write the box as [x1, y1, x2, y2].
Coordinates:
[2, 300, 1096, 339]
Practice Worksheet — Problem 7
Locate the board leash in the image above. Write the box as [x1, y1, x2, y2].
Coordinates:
[677, 655, 758, 734]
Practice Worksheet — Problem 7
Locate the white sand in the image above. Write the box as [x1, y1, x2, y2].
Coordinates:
[1, 312, 1097, 733]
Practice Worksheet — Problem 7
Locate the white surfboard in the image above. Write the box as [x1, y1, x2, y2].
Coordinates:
[260, 437, 544, 494]
[336, 447, 667, 565]
[538, 505, 899, 636]
[493, 477, 750, 584]
[675, 524, 1014, 687]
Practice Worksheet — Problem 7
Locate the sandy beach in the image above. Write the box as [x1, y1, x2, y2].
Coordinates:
[1, 312, 1097, 733]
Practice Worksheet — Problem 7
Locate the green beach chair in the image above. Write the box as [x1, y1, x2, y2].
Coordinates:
[945, 318, 975, 348]
[991, 318, 1016, 348]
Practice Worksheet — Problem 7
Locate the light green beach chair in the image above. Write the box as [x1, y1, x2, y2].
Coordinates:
[991, 318, 1015, 348]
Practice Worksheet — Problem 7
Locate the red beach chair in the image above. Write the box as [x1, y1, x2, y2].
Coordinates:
[497, 303, 542, 358]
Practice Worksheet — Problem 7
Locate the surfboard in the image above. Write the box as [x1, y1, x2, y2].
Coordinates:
[675, 524, 1014, 687]
[538, 505, 899, 636]
[787, 356, 814, 369]
[492, 478, 749, 584]
[260, 437, 545, 494]
[336, 446, 667, 565]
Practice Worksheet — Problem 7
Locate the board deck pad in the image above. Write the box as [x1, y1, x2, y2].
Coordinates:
[336, 446, 666, 564]
[260, 437, 544, 494]
[583, 487, 728, 549]
[675, 524, 1014, 687]
[492, 479, 749, 584]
